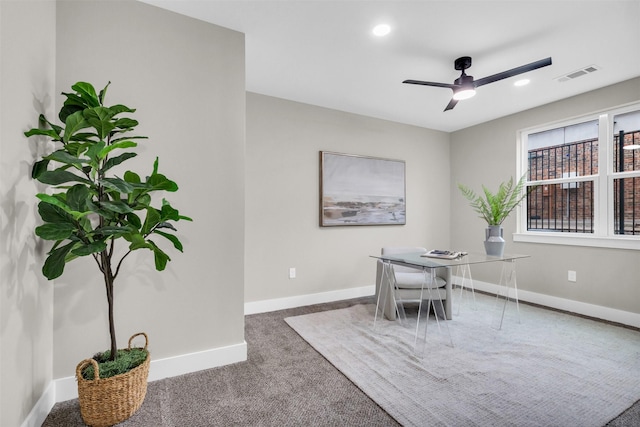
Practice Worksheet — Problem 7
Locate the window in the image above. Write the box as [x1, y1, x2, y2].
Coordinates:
[516, 103, 640, 249]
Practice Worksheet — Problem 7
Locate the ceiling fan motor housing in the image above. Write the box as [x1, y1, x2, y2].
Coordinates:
[455, 74, 474, 86]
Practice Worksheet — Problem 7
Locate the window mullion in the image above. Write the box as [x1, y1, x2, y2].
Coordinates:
[597, 113, 611, 236]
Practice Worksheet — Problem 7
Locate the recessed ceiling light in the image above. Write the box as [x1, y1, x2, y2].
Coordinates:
[514, 79, 530, 87]
[372, 24, 391, 37]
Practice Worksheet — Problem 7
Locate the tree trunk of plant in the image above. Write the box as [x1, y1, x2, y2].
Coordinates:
[101, 250, 118, 361]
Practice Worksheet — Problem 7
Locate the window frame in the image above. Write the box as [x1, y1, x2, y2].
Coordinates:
[515, 101, 640, 250]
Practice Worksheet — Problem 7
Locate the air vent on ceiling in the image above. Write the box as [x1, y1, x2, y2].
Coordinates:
[555, 65, 600, 82]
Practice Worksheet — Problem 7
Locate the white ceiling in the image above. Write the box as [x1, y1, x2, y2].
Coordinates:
[143, 0, 640, 132]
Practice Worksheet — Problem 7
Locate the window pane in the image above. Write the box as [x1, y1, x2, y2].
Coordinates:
[527, 182, 593, 233]
[528, 120, 599, 181]
[613, 177, 640, 235]
[613, 110, 640, 172]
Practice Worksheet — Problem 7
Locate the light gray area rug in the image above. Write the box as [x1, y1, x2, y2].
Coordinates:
[285, 294, 640, 427]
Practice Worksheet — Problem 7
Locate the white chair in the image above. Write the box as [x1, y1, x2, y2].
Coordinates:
[375, 246, 452, 322]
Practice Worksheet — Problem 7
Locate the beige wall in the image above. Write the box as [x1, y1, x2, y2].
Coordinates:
[52, 0, 246, 378]
[245, 93, 451, 303]
[0, 1, 56, 426]
[450, 77, 640, 316]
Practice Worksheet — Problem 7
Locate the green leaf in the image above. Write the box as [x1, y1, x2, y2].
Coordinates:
[36, 194, 87, 220]
[126, 212, 142, 229]
[99, 200, 134, 214]
[65, 142, 88, 157]
[58, 104, 84, 123]
[83, 106, 115, 139]
[153, 230, 184, 252]
[114, 118, 138, 130]
[36, 170, 89, 185]
[126, 233, 150, 250]
[109, 104, 135, 115]
[42, 242, 75, 280]
[68, 132, 99, 143]
[66, 185, 91, 212]
[132, 193, 151, 209]
[148, 174, 178, 192]
[111, 135, 147, 144]
[71, 82, 100, 107]
[95, 225, 136, 238]
[102, 152, 137, 174]
[32, 159, 50, 179]
[63, 110, 91, 144]
[142, 207, 161, 235]
[37, 200, 75, 224]
[43, 150, 86, 168]
[160, 200, 180, 221]
[41, 114, 63, 135]
[85, 140, 106, 162]
[100, 177, 135, 194]
[35, 223, 76, 240]
[156, 222, 177, 231]
[98, 81, 111, 105]
[72, 240, 107, 257]
[24, 128, 62, 140]
[124, 170, 141, 184]
[98, 140, 137, 160]
[147, 240, 170, 271]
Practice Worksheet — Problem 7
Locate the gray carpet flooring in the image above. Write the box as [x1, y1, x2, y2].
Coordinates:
[43, 296, 639, 426]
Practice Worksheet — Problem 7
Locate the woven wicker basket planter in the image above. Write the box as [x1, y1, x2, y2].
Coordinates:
[76, 333, 150, 427]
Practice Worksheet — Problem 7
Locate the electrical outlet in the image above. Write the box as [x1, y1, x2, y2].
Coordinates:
[289, 267, 296, 279]
[568, 270, 577, 282]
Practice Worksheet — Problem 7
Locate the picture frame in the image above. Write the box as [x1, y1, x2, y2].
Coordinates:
[320, 151, 406, 227]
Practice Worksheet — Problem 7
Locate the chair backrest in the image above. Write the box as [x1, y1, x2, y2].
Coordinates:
[381, 247, 427, 273]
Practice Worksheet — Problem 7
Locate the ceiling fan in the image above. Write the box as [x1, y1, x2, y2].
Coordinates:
[403, 56, 552, 111]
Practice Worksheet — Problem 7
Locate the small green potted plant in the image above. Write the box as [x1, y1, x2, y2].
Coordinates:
[458, 173, 528, 256]
[24, 81, 191, 426]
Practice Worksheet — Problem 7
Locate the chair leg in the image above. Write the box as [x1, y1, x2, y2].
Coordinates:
[415, 268, 453, 356]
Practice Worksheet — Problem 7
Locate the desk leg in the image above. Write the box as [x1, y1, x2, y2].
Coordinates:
[492, 259, 521, 330]
[455, 263, 476, 315]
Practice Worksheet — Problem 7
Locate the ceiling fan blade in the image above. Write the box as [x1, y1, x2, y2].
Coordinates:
[444, 98, 458, 111]
[403, 79, 458, 89]
[473, 57, 552, 87]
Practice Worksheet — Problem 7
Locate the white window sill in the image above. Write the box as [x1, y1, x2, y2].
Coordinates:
[513, 232, 640, 250]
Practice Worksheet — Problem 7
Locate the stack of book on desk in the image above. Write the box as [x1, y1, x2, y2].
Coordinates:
[421, 249, 466, 259]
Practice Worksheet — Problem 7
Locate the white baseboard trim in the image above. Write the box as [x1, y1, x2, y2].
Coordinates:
[20, 382, 56, 427]
[53, 341, 247, 403]
[454, 275, 640, 328]
[244, 285, 375, 315]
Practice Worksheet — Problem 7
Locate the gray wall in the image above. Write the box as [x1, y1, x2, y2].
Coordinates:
[450, 77, 640, 316]
[52, 0, 246, 379]
[245, 93, 451, 303]
[3, 1, 639, 424]
[0, 2, 56, 426]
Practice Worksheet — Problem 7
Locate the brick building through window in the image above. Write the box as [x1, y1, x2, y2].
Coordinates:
[526, 128, 640, 235]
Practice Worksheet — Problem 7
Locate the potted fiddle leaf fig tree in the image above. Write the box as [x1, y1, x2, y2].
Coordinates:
[24, 81, 191, 426]
[458, 173, 528, 257]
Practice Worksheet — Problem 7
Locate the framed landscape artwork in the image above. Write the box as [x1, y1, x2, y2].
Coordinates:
[320, 151, 406, 226]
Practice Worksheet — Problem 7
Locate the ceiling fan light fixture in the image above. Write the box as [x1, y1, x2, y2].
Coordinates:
[452, 87, 476, 100]
[372, 24, 391, 37]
